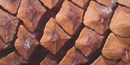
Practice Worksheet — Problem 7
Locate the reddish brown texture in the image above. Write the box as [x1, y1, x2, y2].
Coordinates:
[0, 0, 20, 14]
[116, 61, 129, 65]
[0, 9, 19, 43]
[58, 47, 88, 65]
[96, 0, 117, 7]
[0, 52, 23, 65]
[102, 33, 130, 61]
[17, 0, 46, 32]
[118, 0, 130, 8]
[40, 54, 58, 65]
[0, 39, 7, 50]
[0, 0, 130, 65]
[72, 0, 89, 9]
[84, 1, 112, 35]
[40, 18, 71, 54]
[91, 56, 117, 65]
[15, 25, 39, 60]
[40, 0, 60, 9]
[110, 5, 130, 37]
[75, 27, 103, 57]
[56, 0, 84, 35]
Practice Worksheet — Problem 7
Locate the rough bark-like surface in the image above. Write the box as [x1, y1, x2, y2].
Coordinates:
[0, 9, 19, 43]
[0, 38, 7, 50]
[40, 53, 58, 65]
[84, 1, 113, 35]
[96, 0, 117, 7]
[0, 0, 21, 14]
[117, 0, 130, 8]
[17, 0, 46, 32]
[0, 0, 130, 65]
[15, 25, 39, 60]
[71, 0, 89, 9]
[110, 5, 130, 37]
[91, 56, 117, 65]
[58, 47, 88, 65]
[75, 27, 103, 57]
[0, 52, 23, 65]
[102, 33, 130, 62]
[40, 18, 71, 54]
[56, 0, 84, 35]
[40, 0, 61, 9]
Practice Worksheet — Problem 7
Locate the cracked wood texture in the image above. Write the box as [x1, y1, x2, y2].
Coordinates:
[0, 0, 130, 65]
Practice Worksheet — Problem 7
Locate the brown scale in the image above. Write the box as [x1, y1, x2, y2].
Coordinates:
[0, 10, 19, 43]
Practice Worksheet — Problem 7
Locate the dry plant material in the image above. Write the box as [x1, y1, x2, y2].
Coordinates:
[56, 0, 84, 35]
[0, 39, 7, 50]
[110, 5, 130, 37]
[0, 52, 23, 65]
[40, 18, 71, 54]
[15, 25, 39, 60]
[118, 0, 130, 8]
[102, 33, 130, 62]
[40, 53, 58, 65]
[0, 9, 19, 43]
[75, 27, 103, 57]
[84, 1, 112, 35]
[96, 0, 117, 7]
[121, 47, 130, 63]
[116, 61, 126, 65]
[0, 0, 130, 65]
[71, 0, 89, 9]
[0, 0, 21, 14]
[114, 35, 130, 46]
[58, 47, 88, 65]
[91, 56, 117, 65]
[17, 0, 46, 32]
[40, 0, 61, 9]
[116, 61, 130, 65]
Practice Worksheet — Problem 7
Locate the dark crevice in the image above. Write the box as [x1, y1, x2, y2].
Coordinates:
[75, 47, 87, 59]
[16, 19, 35, 35]
[0, 36, 6, 44]
[0, 19, 21, 60]
[74, 1, 92, 63]
[21, 0, 65, 65]
[94, 0, 109, 7]
[26, 45, 49, 65]
[34, 0, 65, 41]
[112, 32, 130, 38]
[56, 24, 85, 63]
[81, 2, 118, 64]
[39, 0, 50, 11]
[108, 4, 130, 38]
[108, 3, 118, 26]
[102, 55, 120, 62]
[56, 23, 72, 36]
[0, 5, 16, 16]
[15, 0, 22, 16]
[10, 19, 21, 49]
[33, 10, 53, 41]
[0, 47, 14, 59]
[12, 19, 25, 57]
[54, 0, 89, 62]
[6, 19, 24, 61]
[85, 26, 105, 36]
[0, 42, 15, 60]
[118, 3, 130, 9]
[69, 0, 84, 10]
